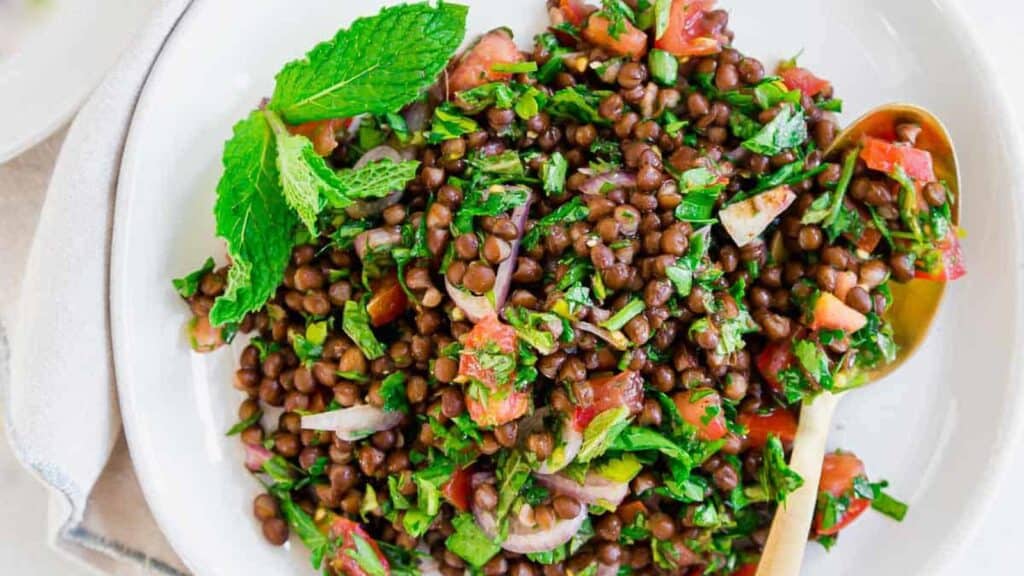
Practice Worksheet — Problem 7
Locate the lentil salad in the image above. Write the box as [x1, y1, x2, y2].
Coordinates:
[172, 1, 965, 574]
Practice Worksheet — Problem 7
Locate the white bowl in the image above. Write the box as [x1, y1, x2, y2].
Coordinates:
[112, 0, 1024, 574]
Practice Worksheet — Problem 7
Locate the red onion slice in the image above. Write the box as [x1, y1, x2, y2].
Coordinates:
[354, 226, 402, 261]
[533, 471, 629, 508]
[573, 321, 630, 351]
[354, 145, 402, 169]
[444, 277, 496, 323]
[244, 443, 272, 472]
[518, 408, 582, 475]
[474, 505, 588, 554]
[579, 171, 636, 195]
[300, 405, 403, 441]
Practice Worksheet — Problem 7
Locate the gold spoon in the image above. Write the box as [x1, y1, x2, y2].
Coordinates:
[755, 104, 960, 576]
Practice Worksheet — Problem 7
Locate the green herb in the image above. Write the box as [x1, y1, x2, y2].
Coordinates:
[665, 226, 712, 297]
[270, 2, 468, 123]
[850, 312, 898, 370]
[428, 103, 480, 142]
[521, 475, 551, 507]
[542, 151, 569, 195]
[578, 406, 632, 463]
[729, 111, 761, 140]
[741, 104, 808, 156]
[593, 453, 644, 483]
[495, 450, 532, 525]
[467, 150, 525, 177]
[753, 79, 802, 110]
[291, 320, 329, 365]
[535, 33, 568, 84]
[342, 300, 385, 360]
[817, 98, 843, 112]
[225, 409, 262, 436]
[758, 435, 803, 503]
[331, 219, 373, 250]
[326, 158, 420, 209]
[648, 49, 678, 86]
[492, 61, 538, 74]
[522, 196, 588, 249]
[526, 518, 594, 565]
[172, 257, 215, 298]
[453, 184, 530, 234]
[455, 82, 518, 112]
[556, 254, 594, 291]
[547, 86, 614, 125]
[871, 490, 909, 521]
[821, 146, 860, 241]
[262, 455, 298, 485]
[209, 111, 299, 327]
[379, 372, 409, 414]
[793, 339, 833, 390]
[675, 167, 725, 223]
[360, 484, 380, 520]
[263, 110, 339, 234]
[600, 298, 646, 331]
[890, 164, 925, 243]
[610, 425, 692, 466]
[505, 306, 561, 355]
[345, 533, 389, 576]
[271, 489, 332, 569]
[653, 0, 672, 39]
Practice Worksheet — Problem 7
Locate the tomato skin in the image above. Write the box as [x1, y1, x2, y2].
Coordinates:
[366, 276, 408, 328]
[860, 136, 936, 183]
[654, 0, 726, 57]
[466, 390, 531, 427]
[780, 67, 831, 98]
[730, 565, 758, 576]
[756, 341, 794, 393]
[458, 314, 517, 388]
[449, 29, 523, 93]
[558, 0, 595, 26]
[738, 409, 798, 449]
[815, 496, 870, 536]
[582, 13, 649, 59]
[329, 517, 391, 576]
[675, 388, 728, 441]
[916, 229, 967, 281]
[819, 452, 866, 496]
[572, 370, 645, 430]
[442, 467, 473, 512]
[289, 118, 349, 157]
[811, 292, 867, 333]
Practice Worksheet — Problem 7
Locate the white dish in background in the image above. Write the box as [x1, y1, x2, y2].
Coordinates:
[0, 0, 158, 162]
[112, 0, 1024, 575]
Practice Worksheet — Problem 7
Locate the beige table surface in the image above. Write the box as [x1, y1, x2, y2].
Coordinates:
[1, 0, 1021, 574]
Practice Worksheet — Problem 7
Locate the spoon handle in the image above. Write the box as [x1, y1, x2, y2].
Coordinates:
[755, 391, 843, 576]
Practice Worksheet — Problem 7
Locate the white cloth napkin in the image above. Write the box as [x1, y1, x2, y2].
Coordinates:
[1, 0, 195, 573]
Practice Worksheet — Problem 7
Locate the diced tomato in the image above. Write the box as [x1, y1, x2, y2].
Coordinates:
[466, 390, 531, 427]
[572, 370, 645, 430]
[289, 118, 349, 157]
[188, 315, 226, 352]
[449, 29, 524, 93]
[366, 276, 408, 327]
[458, 314, 517, 388]
[442, 466, 473, 512]
[813, 452, 870, 536]
[779, 67, 831, 98]
[616, 500, 648, 524]
[810, 292, 867, 333]
[860, 136, 936, 183]
[915, 229, 967, 281]
[756, 341, 794, 393]
[730, 565, 758, 576]
[654, 0, 726, 57]
[848, 225, 882, 254]
[833, 270, 858, 302]
[582, 12, 649, 59]
[675, 388, 728, 441]
[558, 0, 595, 27]
[738, 409, 798, 449]
[328, 517, 391, 576]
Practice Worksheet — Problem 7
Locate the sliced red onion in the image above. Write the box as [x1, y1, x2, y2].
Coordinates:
[445, 277, 496, 323]
[471, 471, 496, 489]
[579, 171, 637, 195]
[515, 408, 581, 474]
[300, 405, 403, 441]
[474, 505, 588, 554]
[573, 321, 630, 351]
[354, 226, 402, 261]
[354, 145, 402, 169]
[533, 471, 629, 508]
[344, 190, 402, 220]
[244, 443, 272, 472]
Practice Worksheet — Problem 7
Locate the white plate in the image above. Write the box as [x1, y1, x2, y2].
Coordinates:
[112, 1, 1024, 574]
[0, 0, 159, 162]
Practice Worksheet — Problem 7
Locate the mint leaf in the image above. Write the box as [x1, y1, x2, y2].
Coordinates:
[446, 513, 501, 568]
[741, 104, 808, 156]
[379, 372, 409, 414]
[263, 110, 338, 234]
[326, 159, 421, 208]
[342, 300, 385, 360]
[210, 111, 298, 326]
[269, 2, 468, 123]
[172, 257, 215, 298]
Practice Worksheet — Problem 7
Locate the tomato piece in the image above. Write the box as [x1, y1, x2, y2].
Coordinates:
[458, 314, 518, 388]
[819, 452, 866, 497]
[366, 276, 408, 328]
[675, 388, 728, 441]
[654, 0, 726, 57]
[779, 67, 832, 98]
[329, 517, 391, 576]
[756, 341, 794, 393]
[915, 229, 967, 281]
[730, 565, 758, 576]
[449, 29, 524, 93]
[442, 466, 473, 512]
[289, 118, 349, 157]
[815, 496, 870, 536]
[572, 370, 645, 430]
[466, 390, 531, 427]
[810, 292, 867, 333]
[582, 13, 649, 59]
[860, 136, 936, 183]
[558, 0, 595, 26]
[188, 315, 226, 352]
[738, 409, 798, 449]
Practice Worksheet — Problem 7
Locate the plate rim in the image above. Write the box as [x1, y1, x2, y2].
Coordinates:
[110, 0, 1024, 574]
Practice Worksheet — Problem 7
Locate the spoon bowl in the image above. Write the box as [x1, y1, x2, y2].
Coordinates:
[756, 103, 961, 576]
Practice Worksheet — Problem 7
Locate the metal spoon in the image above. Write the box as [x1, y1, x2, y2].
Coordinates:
[755, 104, 960, 576]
